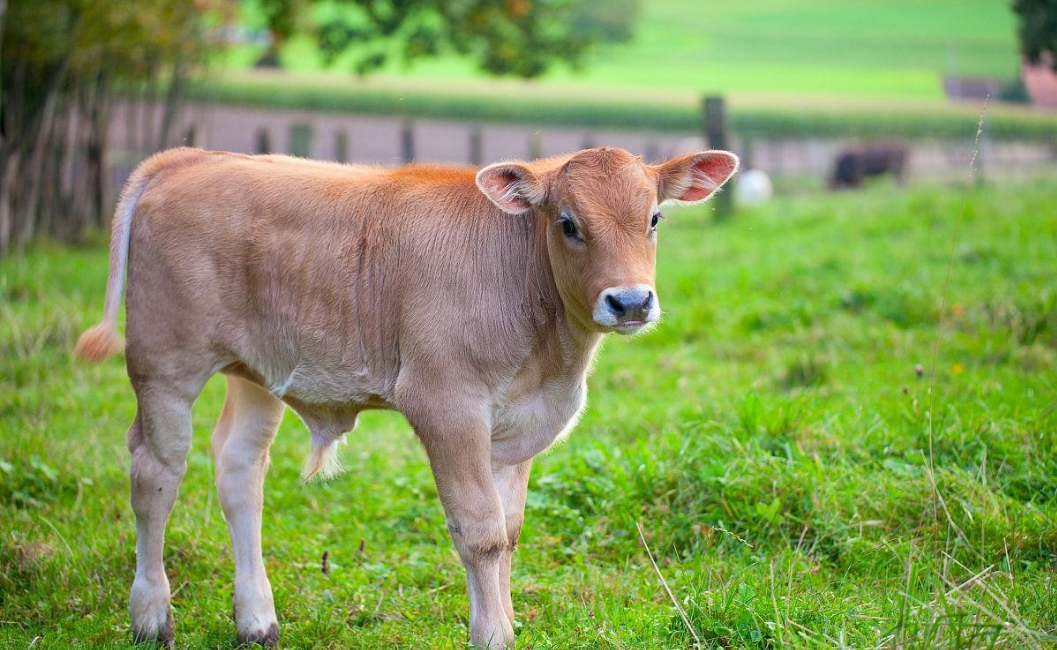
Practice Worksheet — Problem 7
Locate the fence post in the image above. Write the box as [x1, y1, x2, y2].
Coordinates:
[335, 130, 349, 163]
[469, 124, 483, 166]
[528, 131, 543, 160]
[289, 123, 313, 158]
[255, 127, 271, 154]
[401, 118, 415, 163]
[703, 95, 733, 219]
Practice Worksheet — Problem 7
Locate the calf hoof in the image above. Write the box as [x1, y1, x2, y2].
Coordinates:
[237, 622, 279, 648]
[130, 579, 174, 648]
[470, 624, 515, 649]
[131, 611, 174, 648]
[233, 596, 279, 647]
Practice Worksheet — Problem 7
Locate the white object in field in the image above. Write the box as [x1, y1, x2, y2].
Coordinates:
[735, 168, 773, 205]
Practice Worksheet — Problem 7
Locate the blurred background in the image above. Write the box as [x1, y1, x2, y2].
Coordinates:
[1, 0, 1055, 250]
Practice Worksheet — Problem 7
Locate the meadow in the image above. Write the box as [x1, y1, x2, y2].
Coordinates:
[252, 0, 1020, 100]
[2, 175, 1056, 648]
[203, 1, 1057, 142]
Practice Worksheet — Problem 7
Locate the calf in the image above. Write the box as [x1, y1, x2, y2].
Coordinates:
[75, 146, 738, 648]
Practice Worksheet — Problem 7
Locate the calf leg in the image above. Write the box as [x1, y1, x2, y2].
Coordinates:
[408, 403, 514, 649]
[493, 461, 532, 629]
[127, 383, 196, 646]
[211, 376, 285, 646]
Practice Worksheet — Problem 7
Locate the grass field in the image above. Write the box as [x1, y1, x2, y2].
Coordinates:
[240, 0, 1020, 100]
[2, 177, 1057, 648]
[201, 1, 1057, 142]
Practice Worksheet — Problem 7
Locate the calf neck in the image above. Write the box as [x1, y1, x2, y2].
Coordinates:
[75, 146, 738, 648]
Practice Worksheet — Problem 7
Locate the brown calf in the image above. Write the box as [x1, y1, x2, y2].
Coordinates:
[75, 146, 738, 648]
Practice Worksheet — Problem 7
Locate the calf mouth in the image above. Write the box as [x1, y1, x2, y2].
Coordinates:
[610, 319, 656, 336]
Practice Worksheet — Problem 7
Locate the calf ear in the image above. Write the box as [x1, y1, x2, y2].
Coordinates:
[653, 151, 740, 205]
[476, 163, 547, 215]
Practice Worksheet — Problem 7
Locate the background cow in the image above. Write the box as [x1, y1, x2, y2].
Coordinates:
[829, 141, 910, 189]
[75, 146, 737, 648]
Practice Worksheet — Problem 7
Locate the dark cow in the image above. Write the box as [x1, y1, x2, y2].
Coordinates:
[829, 141, 910, 189]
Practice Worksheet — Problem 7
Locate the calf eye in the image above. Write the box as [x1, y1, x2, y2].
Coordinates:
[650, 212, 663, 229]
[559, 216, 579, 239]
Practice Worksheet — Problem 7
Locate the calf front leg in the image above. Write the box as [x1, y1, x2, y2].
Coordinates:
[493, 461, 532, 630]
[407, 400, 514, 649]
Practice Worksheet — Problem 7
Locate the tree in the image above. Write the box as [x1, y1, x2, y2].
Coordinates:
[0, 0, 237, 255]
[260, 0, 639, 78]
[1013, 0, 1057, 70]
[0, 0, 639, 255]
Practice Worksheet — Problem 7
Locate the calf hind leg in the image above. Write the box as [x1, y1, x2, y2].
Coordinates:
[127, 383, 197, 646]
[211, 376, 285, 646]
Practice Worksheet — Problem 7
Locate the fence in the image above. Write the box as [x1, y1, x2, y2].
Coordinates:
[105, 97, 1057, 199]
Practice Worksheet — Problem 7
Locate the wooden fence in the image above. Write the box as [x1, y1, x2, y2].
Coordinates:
[106, 97, 1057, 200]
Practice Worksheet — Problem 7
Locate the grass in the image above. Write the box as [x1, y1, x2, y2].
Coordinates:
[238, 0, 1020, 100]
[196, 1, 1056, 141]
[2, 176, 1057, 648]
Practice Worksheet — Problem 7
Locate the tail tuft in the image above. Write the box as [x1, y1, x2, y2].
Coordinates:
[74, 323, 125, 363]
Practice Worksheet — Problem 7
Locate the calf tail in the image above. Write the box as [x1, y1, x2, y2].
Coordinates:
[74, 175, 149, 363]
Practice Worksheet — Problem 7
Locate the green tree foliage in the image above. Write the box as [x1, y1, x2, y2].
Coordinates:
[1012, 0, 1057, 70]
[260, 0, 639, 78]
[0, 0, 236, 255]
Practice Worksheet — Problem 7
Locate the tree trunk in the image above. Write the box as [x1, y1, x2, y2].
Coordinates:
[16, 62, 70, 250]
[84, 73, 112, 229]
[0, 1, 210, 257]
[141, 66, 159, 157]
[0, 153, 17, 255]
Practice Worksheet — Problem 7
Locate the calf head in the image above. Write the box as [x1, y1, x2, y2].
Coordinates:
[476, 147, 739, 334]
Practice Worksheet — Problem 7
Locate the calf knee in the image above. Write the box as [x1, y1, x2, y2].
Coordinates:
[447, 518, 510, 562]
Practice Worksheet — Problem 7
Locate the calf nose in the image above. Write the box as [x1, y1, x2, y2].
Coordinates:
[593, 285, 660, 332]
[605, 289, 653, 318]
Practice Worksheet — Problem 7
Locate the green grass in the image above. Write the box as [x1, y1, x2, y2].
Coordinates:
[242, 0, 1019, 100]
[3, 177, 1057, 648]
[196, 1, 1057, 141]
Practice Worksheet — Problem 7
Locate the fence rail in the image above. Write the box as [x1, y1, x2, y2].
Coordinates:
[104, 97, 1057, 205]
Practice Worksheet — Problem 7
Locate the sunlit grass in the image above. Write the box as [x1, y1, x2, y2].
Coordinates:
[233, 0, 1018, 100]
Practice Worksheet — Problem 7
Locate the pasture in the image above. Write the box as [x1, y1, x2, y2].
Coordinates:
[2, 178, 1056, 648]
[205, 1, 1054, 150]
[249, 0, 1018, 100]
